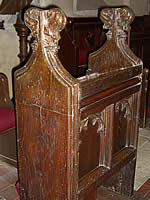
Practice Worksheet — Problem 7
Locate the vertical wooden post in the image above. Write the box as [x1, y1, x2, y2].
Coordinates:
[14, 12, 29, 63]
[14, 0, 33, 63]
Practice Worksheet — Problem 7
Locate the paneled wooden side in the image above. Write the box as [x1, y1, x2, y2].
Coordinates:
[77, 7, 143, 199]
[15, 8, 80, 199]
[79, 80, 141, 173]
[14, 6, 143, 200]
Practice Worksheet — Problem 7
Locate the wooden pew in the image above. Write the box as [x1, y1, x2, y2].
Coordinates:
[0, 73, 17, 166]
[58, 17, 149, 128]
[14, 6, 143, 199]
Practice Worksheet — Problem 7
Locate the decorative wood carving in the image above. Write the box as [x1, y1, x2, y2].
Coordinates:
[87, 7, 142, 77]
[80, 111, 106, 135]
[15, 7, 80, 199]
[24, 7, 67, 52]
[115, 99, 132, 120]
[113, 98, 133, 154]
[15, 6, 143, 199]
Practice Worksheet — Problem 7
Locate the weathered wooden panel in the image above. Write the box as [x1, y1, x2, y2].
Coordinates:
[17, 103, 70, 199]
[14, 6, 143, 200]
[15, 8, 80, 199]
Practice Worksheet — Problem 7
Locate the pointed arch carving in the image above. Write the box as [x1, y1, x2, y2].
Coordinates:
[80, 110, 106, 135]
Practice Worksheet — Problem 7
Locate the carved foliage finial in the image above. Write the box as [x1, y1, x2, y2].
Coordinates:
[24, 8, 40, 39]
[24, 7, 67, 52]
[43, 8, 67, 52]
[100, 7, 134, 39]
[24, 8, 40, 50]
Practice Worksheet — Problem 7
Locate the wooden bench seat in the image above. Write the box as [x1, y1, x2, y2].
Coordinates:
[14, 6, 143, 199]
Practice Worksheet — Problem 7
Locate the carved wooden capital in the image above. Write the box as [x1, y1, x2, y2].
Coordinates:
[100, 7, 134, 39]
[24, 7, 67, 53]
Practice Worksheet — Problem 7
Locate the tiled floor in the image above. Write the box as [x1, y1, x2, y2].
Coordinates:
[0, 160, 19, 199]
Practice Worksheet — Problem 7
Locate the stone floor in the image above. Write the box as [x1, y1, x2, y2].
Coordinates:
[0, 160, 19, 199]
[134, 123, 150, 190]
[137, 178, 150, 199]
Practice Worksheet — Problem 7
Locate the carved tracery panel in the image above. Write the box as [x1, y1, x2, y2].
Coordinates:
[113, 97, 133, 155]
[79, 109, 106, 178]
[80, 111, 106, 135]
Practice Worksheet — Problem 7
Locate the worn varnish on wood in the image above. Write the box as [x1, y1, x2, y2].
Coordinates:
[14, 7, 143, 199]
